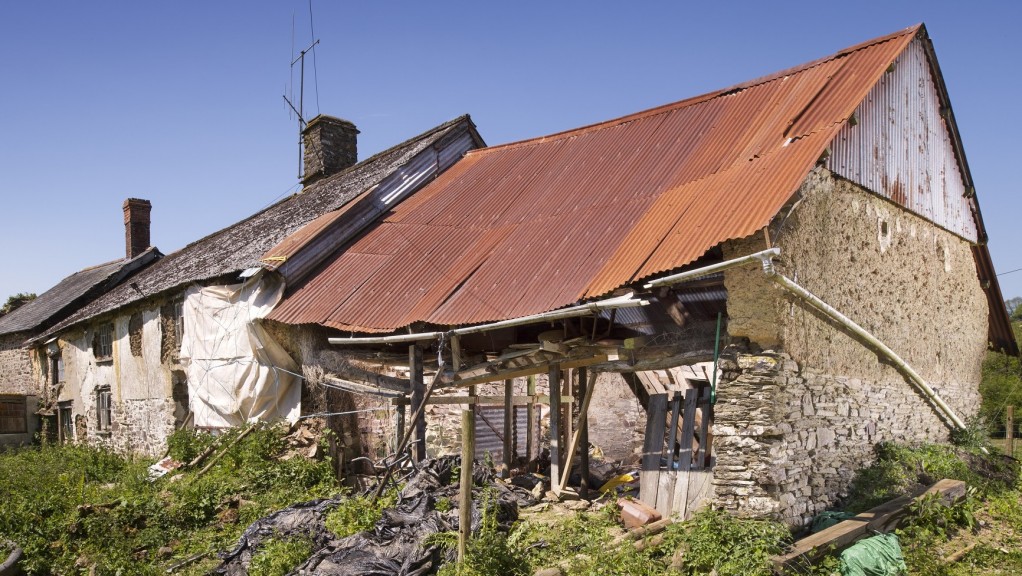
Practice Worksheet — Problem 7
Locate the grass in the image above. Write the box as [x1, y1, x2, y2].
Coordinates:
[0, 423, 338, 576]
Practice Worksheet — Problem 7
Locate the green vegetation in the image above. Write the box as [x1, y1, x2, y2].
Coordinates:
[246, 534, 314, 576]
[979, 321, 1022, 437]
[0, 424, 338, 575]
[0, 292, 35, 316]
[323, 486, 398, 538]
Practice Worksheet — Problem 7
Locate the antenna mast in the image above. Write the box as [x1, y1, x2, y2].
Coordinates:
[284, 38, 320, 181]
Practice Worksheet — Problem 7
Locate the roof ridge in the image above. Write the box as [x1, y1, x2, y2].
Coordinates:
[468, 25, 921, 156]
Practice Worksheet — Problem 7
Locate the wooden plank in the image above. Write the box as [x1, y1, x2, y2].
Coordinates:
[409, 345, 426, 462]
[1007, 405, 1015, 457]
[672, 468, 690, 518]
[694, 387, 712, 471]
[502, 379, 513, 476]
[666, 393, 682, 470]
[444, 355, 609, 388]
[657, 470, 676, 518]
[557, 369, 597, 494]
[549, 364, 562, 495]
[391, 394, 542, 406]
[685, 470, 713, 519]
[640, 393, 668, 510]
[578, 368, 591, 499]
[772, 479, 968, 572]
[323, 376, 405, 398]
[677, 388, 698, 472]
[527, 375, 537, 472]
[635, 371, 667, 396]
[396, 403, 406, 452]
[458, 409, 474, 561]
[564, 369, 573, 467]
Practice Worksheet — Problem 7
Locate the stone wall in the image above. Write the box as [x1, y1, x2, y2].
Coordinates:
[0, 332, 34, 395]
[716, 168, 988, 525]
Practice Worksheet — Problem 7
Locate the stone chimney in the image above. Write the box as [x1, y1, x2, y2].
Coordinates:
[123, 198, 152, 260]
[301, 115, 359, 186]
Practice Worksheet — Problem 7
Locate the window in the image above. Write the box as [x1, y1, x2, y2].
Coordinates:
[93, 323, 113, 361]
[58, 401, 73, 443]
[50, 354, 65, 385]
[96, 387, 112, 433]
[0, 396, 27, 434]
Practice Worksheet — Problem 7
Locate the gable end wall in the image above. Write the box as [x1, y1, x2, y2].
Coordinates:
[717, 167, 986, 525]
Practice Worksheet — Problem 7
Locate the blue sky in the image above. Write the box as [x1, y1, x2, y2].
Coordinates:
[1, 1, 1020, 304]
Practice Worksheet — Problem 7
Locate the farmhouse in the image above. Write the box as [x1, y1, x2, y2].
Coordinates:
[10, 23, 1015, 526]
[0, 201, 160, 448]
[30, 115, 483, 456]
[259, 24, 1015, 525]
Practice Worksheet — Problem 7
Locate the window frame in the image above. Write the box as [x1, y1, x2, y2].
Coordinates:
[96, 387, 112, 433]
[0, 395, 27, 434]
[93, 323, 114, 361]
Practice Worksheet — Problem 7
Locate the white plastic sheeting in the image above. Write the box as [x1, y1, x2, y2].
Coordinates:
[179, 272, 301, 428]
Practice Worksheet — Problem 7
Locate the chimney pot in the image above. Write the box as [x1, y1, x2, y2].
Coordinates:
[302, 115, 359, 186]
[123, 198, 152, 260]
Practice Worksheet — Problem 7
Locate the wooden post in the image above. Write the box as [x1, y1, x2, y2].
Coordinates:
[564, 369, 574, 460]
[396, 403, 406, 453]
[1007, 405, 1015, 458]
[549, 364, 562, 495]
[458, 409, 474, 562]
[578, 368, 591, 499]
[558, 369, 596, 495]
[502, 379, 514, 477]
[526, 375, 537, 472]
[409, 344, 426, 462]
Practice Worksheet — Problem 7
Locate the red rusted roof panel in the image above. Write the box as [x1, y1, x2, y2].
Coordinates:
[268, 27, 923, 333]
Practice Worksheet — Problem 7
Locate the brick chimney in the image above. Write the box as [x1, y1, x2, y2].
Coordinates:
[123, 198, 152, 260]
[301, 115, 359, 186]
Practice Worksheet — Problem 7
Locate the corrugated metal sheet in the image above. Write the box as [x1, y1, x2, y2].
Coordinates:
[268, 27, 927, 333]
[474, 406, 530, 461]
[828, 37, 978, 241]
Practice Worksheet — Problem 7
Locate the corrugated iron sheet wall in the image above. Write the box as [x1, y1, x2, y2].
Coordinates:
[474, 406, 530, 462]
[828, 38, 977, 242]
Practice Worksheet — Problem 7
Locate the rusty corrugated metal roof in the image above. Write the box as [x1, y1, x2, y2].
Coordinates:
[268, 26, 923, 333]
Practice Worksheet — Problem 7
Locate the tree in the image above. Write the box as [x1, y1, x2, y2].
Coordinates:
[1005, 297, 1022, 321]
[0, 292, 36, 317]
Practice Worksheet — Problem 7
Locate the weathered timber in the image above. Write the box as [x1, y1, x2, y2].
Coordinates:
[323, 376, 405, 398]
[458, 409, 474, 561]
[558, 370, 597, 495]
[772, 479, 968, 573]
[409, 345, 426, 462]
[549, 364, 562, 495]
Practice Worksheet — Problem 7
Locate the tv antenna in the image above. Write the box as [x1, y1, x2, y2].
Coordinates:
[283, 1, 321, 181]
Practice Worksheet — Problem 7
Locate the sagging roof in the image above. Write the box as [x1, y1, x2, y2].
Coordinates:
[42, 115, 481, 339]
[267, 26, 924, 333]
[0, 247, 161, 338]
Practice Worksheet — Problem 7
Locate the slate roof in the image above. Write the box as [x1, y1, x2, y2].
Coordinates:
[0, 247, 161, 338]
[42, 115, 480, 339]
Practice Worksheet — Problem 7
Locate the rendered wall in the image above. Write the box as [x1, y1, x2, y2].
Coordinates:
[716, 168, 986, 525]
[60, 302, 178, 456]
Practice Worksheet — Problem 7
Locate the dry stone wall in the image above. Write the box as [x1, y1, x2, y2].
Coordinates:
[715, 168, 987, 525]
[0, 333, 34, 395]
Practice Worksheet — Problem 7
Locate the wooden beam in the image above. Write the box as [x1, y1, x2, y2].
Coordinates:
[557, 369, 597, 495]
[527, 375, 538, 472]
[441, 354, 610, 388]
[772, 479, 968, 572]
[323, 376, 405, 398]
[549, 364, 562, 495]
[579, 368, 591, 499]
[389, 394, 568, 406]
[327, 366, 410, 393]
[409, 344, 426, 462]
[458, 409, 474, 562]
